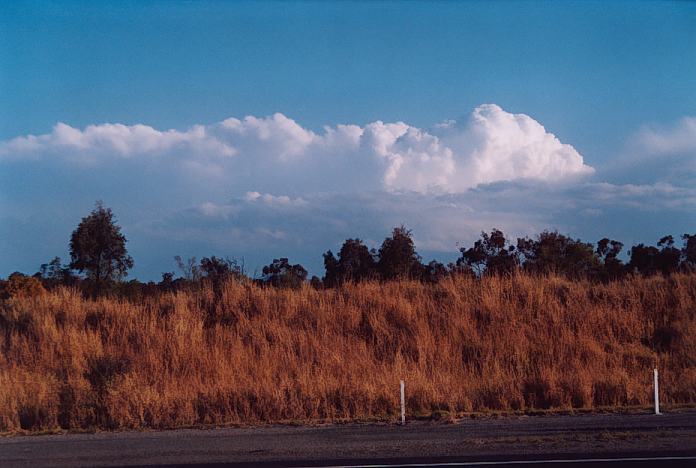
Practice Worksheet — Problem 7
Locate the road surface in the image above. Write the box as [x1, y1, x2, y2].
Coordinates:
[1, 410, 695, 467]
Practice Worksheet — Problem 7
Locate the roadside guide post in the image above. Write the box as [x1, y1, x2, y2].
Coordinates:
[654, 368, 660, 415]
[400, 379, 406, 425]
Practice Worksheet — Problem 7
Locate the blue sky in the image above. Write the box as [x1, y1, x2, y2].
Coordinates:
[1, 1, 695, 280]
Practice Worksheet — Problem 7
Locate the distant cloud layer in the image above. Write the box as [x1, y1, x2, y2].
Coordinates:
[635, 116, 696, 155]
[606, 115, 696, 186]
[180, 180, 696, 253]
[0, 104, 593, 193]
[1, 105, 694, 279]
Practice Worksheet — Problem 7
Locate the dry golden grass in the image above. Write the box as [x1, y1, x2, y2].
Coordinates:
[1, 273, 695, 432]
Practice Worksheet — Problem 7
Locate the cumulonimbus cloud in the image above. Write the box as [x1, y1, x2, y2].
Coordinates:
[0, 104, 594, 193]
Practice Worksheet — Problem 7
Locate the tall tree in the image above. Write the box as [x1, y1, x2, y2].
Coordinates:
[656, 235, 681, 274]
[322, 250, 340, 287]
[377, 226, 422, 280]
[595, 238, 625, 281]
[682, 233, 696, 272]
[70, 202, 133, 294]
[627, 244, 660, 276]
[628, 235, 681, 276]
[459, 229, 518, 276]
[323, 238, 377, 286]
[517, 230, 598, 278]
[261, 258, 307, 289]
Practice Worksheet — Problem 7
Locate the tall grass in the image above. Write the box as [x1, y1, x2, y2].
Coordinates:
[1, 273, 694, 432]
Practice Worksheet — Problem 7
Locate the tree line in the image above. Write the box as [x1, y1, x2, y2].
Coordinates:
[2, 202, 695, 299]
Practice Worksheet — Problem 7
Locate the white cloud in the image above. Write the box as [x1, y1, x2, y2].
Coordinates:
[0, 122, 235, 161]
[326, 104, 595, 192]
[0, 104, 593, 193]
[219, 113, 316, 160]
[9, 106, 694, 280]
[243, 191, 307, 206]
[635, 116, 696, 155]
[605, 115, 696, 185]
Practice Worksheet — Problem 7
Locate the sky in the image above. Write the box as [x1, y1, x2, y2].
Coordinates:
[1, 0, 695, 280]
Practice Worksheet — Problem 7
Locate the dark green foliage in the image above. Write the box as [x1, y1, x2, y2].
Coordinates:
[458, 229, 518, 276]
[657, 235, 682, 273]
[261, 258, 308, 289]
[421, 260, 448, 283]
[158, 272, 176, 293]
[517, 230, 599, 278]
[323, 238, 377, 286]
[309, 275, 323, 289]
[595, 238, 625, 281]
[168, 255, 246, 293]
[377, 226, 422, 280]
[37, 256, 78, 289]
[683, 233, 696, 271]
[200, 256, 244, 284]
[69, 201, 133, 294]
[628, 235, 681, 276]
[627, 244, 659, 276]
[322, 250, 339, 286]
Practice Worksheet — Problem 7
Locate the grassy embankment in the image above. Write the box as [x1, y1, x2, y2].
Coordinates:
[1, 273, 695, 432]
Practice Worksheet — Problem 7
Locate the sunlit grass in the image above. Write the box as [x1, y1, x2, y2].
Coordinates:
[1, 273, 694, 432]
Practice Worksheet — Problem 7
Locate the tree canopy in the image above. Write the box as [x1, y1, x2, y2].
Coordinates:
[458, 228, 517, 276]
[261, 258, 308, 289]
[69, 202, 133, 293]
[377, 226, 422, 280]
[323, 238, 377, 286]
[517, 231, 598, 278]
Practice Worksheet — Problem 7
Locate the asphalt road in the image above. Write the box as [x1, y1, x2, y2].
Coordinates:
[1, 411, 695, 467]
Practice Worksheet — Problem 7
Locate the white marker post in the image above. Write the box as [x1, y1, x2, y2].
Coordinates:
[654, 368, 660, 415]
[400, 379, 406, 425]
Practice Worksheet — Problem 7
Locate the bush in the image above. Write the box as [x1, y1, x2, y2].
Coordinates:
[2, 273, 45, 300]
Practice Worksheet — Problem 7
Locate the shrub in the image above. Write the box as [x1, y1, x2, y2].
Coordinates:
[2, 273, 46, 299]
